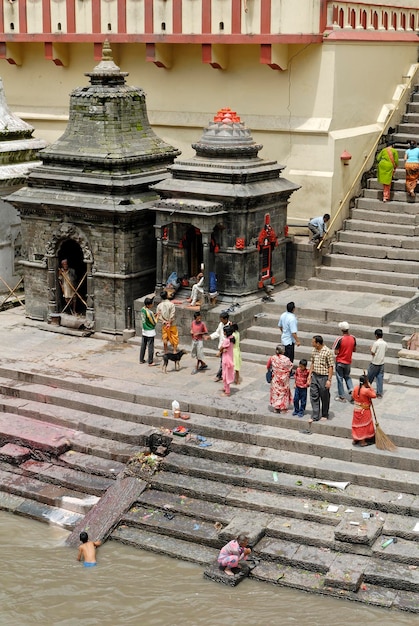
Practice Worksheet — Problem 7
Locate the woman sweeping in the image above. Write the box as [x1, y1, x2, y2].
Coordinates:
[376, 140, 398, 202]
[404, 140, 419, 198]
[267, 345, 292, 413]
[352, 375, 376, 446]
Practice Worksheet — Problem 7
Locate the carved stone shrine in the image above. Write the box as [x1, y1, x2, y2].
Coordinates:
[7, 43, 179, 334]
[151, 108, 299, 300]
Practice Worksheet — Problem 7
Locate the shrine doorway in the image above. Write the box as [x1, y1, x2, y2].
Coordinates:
[56, 239, 87, 315]
[182, 225, 203, 277]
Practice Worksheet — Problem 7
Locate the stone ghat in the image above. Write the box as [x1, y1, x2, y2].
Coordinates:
[0, 367, 418, 612]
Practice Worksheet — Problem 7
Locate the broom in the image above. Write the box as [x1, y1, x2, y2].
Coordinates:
[361, 370, 397, 451]
[371, 401, 398, 452]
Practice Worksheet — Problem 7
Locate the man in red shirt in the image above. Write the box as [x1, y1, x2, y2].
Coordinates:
[333, 321, 356, 402]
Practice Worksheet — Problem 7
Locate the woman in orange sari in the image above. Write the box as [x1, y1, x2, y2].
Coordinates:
[267, 345, 292, 413]
[352, 375, 376, 446]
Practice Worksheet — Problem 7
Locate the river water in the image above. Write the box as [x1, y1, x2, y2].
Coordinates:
[1, 512, 415, 626]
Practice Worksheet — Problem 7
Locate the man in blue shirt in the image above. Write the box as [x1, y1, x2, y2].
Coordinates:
[278, 301, 300, 368]
[308, 213, 330, 243]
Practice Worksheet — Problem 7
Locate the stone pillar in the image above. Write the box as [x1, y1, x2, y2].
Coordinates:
[47, 255, 57, 319]
[85, 260, 94, 325]
[155, 226, 163, 293]
[201, 230, 211, 298]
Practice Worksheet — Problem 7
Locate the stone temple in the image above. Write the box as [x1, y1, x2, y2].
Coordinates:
[8, 45, 299, 336]
[152, 107, 299, 300]
[7, 43, 179, 335]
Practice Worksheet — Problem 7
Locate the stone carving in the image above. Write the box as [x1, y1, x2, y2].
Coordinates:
[45, 223, 93, 263]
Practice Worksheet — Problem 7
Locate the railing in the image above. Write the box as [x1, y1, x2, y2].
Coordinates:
[0, 1, 418, 41]
[326, 2, 419, 33]
[318, 63, 419, 250]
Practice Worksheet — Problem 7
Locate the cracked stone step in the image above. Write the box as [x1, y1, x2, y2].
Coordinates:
[0, 465, 99, 514]
[111, 525, 217, 565]
[20, 459, 113, 496]
[150, 470, 419, 521]
[122, 504, 222, 547]
[308, 277, 416, 299]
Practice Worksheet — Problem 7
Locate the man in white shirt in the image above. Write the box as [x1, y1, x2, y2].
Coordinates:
[367, 328, 387, 398]
[278, 301, 300, 369]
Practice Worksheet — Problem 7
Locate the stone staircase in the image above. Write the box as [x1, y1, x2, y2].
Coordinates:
[308, 88, 419, 299]
[0, 363, 418, 612]
[238, 299, 416, 381]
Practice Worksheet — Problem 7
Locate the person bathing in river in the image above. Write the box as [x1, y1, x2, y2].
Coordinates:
[217, 533, 251, 577]
[77, 532, 101, 567]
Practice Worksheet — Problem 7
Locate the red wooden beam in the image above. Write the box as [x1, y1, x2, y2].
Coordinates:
[202, 0, 211, 34]
[42, 0, 51, 34]
[173, 0, 182, 34]
[66, 0, 76, 34]
[145, 0, 153, 34]
[18, 0, 28, 34]
[92, 0, 101, 34]
[117, 0, 127, 34]
[232, 0, 241, 34]
[261, 0, 271, 35]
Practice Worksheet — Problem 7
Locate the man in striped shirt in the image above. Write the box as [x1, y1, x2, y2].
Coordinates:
[308, 335, 334, 423]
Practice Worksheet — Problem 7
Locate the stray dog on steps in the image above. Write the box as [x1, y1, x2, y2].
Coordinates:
[156, 350, 188, 373]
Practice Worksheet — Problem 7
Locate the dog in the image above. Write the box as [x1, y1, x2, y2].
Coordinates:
[156, 350, 188, 373]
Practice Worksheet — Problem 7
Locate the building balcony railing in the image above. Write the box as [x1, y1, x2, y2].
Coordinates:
[0, 1, 418, 40]
[0, 1, 418, 67]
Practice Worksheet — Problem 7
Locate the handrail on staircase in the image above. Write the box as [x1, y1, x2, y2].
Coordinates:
[318, 63, 419, 251]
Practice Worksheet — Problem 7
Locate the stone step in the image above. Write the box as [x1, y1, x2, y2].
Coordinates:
[253, 312, 403, 342]
[0, 412, 74, 456]
[243, 328, 402, 359]
[368, 177, 419, 194]
[331, 240, 418, 262]
[344, 218, 417, 238]
[0, 464, 99, 514]
[402, 113, 419, 125]
[0, 490, 83, 530]
[322, 252, 418, 276]
[313, 266, 418, 289]
[364, 559, 419, 593]
[150, 470, 419, 520]
[59, 450, 126, 478]
[308, 276, 416, 299]
[395, 123, 419, 135]
[0, 382, 156, 445]
[20, 459, 113, 496]
[253, 536, 336, 573]
[111, 525, 217, 565]
[122, 504, 222, 548]
[362, 187, 419, 205]
[159, 448, 419, 496]
[350, 207, 417, 226]
[338, 226, 419, 250]
[356, 196, 419, 215]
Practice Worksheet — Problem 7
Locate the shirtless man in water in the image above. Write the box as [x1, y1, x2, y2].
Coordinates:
[77, 532, 101, 567]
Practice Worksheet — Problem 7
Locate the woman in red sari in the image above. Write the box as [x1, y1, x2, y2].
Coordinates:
[352, 375, 376, 446]
[267, 345, 292, 413]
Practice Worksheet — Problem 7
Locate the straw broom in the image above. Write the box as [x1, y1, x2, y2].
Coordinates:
[371, 400, 398, 452]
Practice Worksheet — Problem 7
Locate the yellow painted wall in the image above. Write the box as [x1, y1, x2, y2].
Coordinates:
[1, 38, 417, 226]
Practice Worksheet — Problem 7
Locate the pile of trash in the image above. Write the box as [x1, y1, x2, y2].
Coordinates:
[123, 451, 162, 478]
